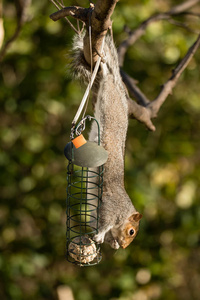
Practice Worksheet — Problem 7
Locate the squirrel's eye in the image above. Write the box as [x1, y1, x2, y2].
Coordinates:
[129, 229, 135, 236]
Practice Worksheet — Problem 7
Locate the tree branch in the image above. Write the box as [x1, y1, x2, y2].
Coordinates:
[50, 0, 118, 65]
[120, 69, 150, 106]
[50, 6, 88, 23]
[118, 0, 200, 67]
[0, 1, 4, 49]
[168, 0, 200, 14]
[0, 0, 31, 63]
[127, 35, 200, 130]
[127, 98, 156, 131]
[49, 0, 200, 132]
[149, 34, 200, 118]
[49, 0, 80, 34]
[167, 18, 200, 35]
[82, 0, 117, 64]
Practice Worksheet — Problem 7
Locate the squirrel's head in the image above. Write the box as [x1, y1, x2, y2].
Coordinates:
[116, 212, 142, 249]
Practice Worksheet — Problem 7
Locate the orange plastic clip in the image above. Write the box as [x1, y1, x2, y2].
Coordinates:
[72, 134, 87, 149]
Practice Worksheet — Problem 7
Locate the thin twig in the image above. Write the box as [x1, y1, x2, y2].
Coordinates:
[80, 22, 85, 34]
[127, 35, 200, 130]
[55, 0, 64, 8]
[168, 0, 200, 14]
[49, 0, 79, 34]
[77, 20, 80, 33]
[168, 18, 200, 34]
[0, 25, 21, 62]
[149, 34, 200, 118]
[118, 0, 200, 67]
[49, 0, 61, 10]
[0, 0, 31, 62]
[180, 11, 200, 17]
[50, 6, 88, 23]
[0, 1, 4, 49]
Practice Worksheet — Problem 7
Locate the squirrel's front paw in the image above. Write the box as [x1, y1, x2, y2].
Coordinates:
[93, 232, 105, 244]
[110, 240, 120, 249]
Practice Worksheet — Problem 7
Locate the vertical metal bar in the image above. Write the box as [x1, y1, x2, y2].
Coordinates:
[66, 161, 72, 262]
[85, 167, 88, 235]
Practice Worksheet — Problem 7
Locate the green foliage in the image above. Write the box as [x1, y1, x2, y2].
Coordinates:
[0, 1, 200, 300]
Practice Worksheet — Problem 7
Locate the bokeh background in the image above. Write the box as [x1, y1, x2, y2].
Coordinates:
[0, 0, 200, 299]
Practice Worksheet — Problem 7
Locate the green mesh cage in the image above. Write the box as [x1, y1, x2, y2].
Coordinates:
[65, 117, 104, 266]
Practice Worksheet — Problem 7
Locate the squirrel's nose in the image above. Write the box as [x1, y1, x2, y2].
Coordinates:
[121, 243, 128, 249]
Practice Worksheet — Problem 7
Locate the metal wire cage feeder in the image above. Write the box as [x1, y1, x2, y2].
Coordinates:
[64, 116, 107, 266]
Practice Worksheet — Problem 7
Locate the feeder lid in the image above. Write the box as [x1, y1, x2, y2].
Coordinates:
[64, 141, 108, 168]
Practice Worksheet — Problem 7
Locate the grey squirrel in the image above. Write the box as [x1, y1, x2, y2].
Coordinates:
[72, 32, 142, 249]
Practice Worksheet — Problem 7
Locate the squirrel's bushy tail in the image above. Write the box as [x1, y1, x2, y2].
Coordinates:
[71, 33, 122, 88]
[71, 33, 92, 85]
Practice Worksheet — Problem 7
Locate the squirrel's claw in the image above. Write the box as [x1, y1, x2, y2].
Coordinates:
[93, 232, 105, 244]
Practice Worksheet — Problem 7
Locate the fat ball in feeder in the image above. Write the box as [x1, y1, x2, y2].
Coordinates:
[68, 236, 97, 265]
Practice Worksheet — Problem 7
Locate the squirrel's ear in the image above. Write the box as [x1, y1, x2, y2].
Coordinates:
[129, 212, 142, 222]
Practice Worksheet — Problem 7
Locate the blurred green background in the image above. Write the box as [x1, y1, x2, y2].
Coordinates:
[0, 0, 200, 299]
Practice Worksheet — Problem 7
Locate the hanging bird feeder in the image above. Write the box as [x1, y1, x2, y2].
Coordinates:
[63, 30, 106, 266]
[64, 116, 108, 266]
